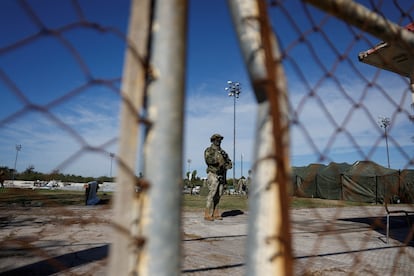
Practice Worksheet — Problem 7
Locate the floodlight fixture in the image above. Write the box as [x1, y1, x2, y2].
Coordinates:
[225, 80, 241, 98]
[378, 116, 391, 129]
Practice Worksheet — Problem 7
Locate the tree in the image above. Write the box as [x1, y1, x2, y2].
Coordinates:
[19, 165, 45, 181]
[0, 166, 12, 180]
[24, 165, 35, 174]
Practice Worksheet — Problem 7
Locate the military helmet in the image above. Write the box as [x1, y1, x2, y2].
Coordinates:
[210, 133, 223, 142]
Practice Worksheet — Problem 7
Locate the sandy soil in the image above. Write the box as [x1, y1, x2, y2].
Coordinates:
[0, 204, 413, 275]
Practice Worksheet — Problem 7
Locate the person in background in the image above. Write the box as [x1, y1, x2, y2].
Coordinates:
[0, 170, 5, 188]
[237, 176, 246, 196]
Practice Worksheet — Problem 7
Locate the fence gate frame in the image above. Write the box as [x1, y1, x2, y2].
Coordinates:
[109, 0, 414, 275]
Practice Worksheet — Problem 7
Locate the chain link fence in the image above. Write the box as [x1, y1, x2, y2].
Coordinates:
[0, 0, 413, 275]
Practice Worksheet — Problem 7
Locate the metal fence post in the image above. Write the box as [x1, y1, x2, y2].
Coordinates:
[228, 0, 293, 275]
[143, 0, 188, 275]
[110, 0, 188, 274]
[108, 0, 152, 275]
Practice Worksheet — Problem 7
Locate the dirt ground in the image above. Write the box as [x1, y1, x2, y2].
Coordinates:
[0, 204, 413, 275]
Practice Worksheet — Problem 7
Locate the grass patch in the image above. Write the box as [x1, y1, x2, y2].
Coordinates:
[0, 188, 111, 207]
[0, 188, 369, 210]
[183, 195, 369, 211]
[182, 194, 248, 211]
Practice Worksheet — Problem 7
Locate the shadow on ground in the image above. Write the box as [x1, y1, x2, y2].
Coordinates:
[0, 245, 108, 276]
[340, 214, 414, 246]
[221, 209, 244, 217]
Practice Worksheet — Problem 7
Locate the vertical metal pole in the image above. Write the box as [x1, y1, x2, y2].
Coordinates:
[241, 153, 243, 177]
[233, 94, 236, 184]
[386, 214, 390, 243]
[109, 153, 114, 177]
[228, 0, 293, 275]
[108, 0, 151, 274]
[226, 81, 241, 185]
[187, 159, 191, 176]
[144, 0, 188, 275]
[384, 126, 390, 168]
[13, 144, 21, 183]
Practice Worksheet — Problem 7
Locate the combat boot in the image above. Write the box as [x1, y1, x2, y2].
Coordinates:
[213, 209, 223, 220]
[204, 209, 214, 221]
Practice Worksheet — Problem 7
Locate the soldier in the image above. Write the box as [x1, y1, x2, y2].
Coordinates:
[204, 133, 232, 221]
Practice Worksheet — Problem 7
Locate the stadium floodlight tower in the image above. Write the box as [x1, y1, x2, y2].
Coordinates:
[358, 22, 414, 110]
[225, 80, 241, 188]
[377, 116, 391, 168]
[109, 152, 115, 177]
[13, 144, 22, 183]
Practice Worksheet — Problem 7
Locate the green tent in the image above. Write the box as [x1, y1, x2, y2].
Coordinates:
[292, 161, 414, 203]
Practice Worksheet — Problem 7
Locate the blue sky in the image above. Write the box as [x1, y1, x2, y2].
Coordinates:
[0, 0, 413, 178]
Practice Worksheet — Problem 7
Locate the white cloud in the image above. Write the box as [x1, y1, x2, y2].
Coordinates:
[184, 87, 257, 178]
[183, 70, 414, 177]
[0, 95, 120, 177]
[2, 69, 412, 178]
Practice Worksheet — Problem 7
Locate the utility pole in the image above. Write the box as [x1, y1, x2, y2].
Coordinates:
[13, 144, 22, 183]
[109, 152, 115, 177]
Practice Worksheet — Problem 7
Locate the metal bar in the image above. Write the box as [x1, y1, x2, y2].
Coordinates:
[312, 0, 414, 108]
[308, 0, 414, 107]
[227, 0, 293, 275]
[387, 214, 390, 243]
[108, 0, 151, 274]
[304, 0, 414, 50]
[143, 0, 188, 275]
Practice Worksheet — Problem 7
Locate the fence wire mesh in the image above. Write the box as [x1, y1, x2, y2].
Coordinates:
[269, 0, 414, 274]
[0, 0, 413, 275]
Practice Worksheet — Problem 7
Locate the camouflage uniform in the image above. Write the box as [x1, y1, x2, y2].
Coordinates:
[204, 134, 232, 220]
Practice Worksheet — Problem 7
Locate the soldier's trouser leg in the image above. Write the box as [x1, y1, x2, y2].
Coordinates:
[204, 209, 214, 221]
[213, 183, 224, 219]
[205, 172, 219, 220]
[213, 208, 222, 220]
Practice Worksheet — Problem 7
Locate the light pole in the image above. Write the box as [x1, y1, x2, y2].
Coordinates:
[13, 144, 22, 183]
[109, 152, 115, 177]
[187, 159, 191, 179]
[225, 80, 241, 187]
[378, 116, 391, 168]
[241, 153, 243, 177]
